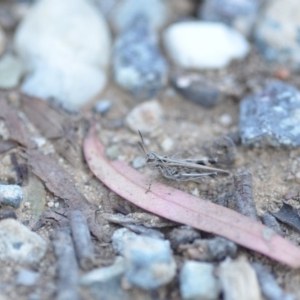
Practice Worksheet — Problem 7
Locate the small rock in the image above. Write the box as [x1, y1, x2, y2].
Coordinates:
[199, 0, 261, 37]
[112, 228, 138, 255]
[80, 256, 125, 286]
[132, 156, 146, 169]
[0, 26, 6, 56]
[14, 0, 111, 111]
[252, 263, 295, 300]
[16, 269, 39, 286]
[180, 261, 221, 300]
[168, 226, 201, 250]
[254, 0, 300, 68]
[110, 0, 169, 33]
[163, 21, 249, 70]
[0, 219, 47, 265]
[94, 100, 113, 115]
[171, 71, 221, 108]
[239, 81, 300, 147]
[0, 53, 24, 89]
[123, 234, 176, 290]
[218, 257, 263, 300]
[179, 236, 237, 261]
[125, 100, 163, 134]
[161, 137, 174, 152]
[106, 145, 120, 160]
[113, 15, 168, 100]
[0, 184, 23, 208]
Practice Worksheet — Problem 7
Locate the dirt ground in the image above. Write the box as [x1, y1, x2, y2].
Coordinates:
[1, 13, 300, 299]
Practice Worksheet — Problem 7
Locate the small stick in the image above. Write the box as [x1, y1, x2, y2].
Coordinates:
[261, 212, 284, 237]
[68, 210, 95, 270]
[0, 209, 17, 220]
[234, 171, 258, 221]
[50, 228, 80, 300]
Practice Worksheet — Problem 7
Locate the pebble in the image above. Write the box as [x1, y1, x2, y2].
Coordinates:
[239, 81, 300, 147]
[113, 15, 168, 100]
[125, 100, 163, 134]
[0, 219, 47, 265]
[199, 0, 261, 37]
[14, 0, 111, 111]
[80, 256, 125, 286]
[94, 100, 113, 115]
[163, 21, 249, 70]
[218, 257, 262, 300]
[171, 71, 221, 107]
[252, 263, 295, 300]
[180, 261, 221, 300]
[123, 234, 176, 290]
[168, 226, 201, 250]
[112, 228, 138, 255]
[110, 0, 169, 33]
[0, 53, 24, 89]
[0, 184, 23, 208]
[180, 236, 237, 262]
[132, 156, 146, 169]
[254, 0, 300, 68]
[105, 145, 120, 160]
[16, 269, 39, 286]
[160, 137, 174, 152]
[0, 25, 6, 56]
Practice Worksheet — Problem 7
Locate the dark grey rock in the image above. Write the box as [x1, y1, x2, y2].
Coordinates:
[168, 226, 201, 250]
[239, 81, 300, 147]
[261, 212, 285, 237]
[112, 15, 168, 100]
[180, 261, 221, 300]
[0, 184, 23, 208]
[252, 263, 295, 300]
[199, 0, 262, 37]
[171, 72, 221, 108]
[123, 234, 176, 290]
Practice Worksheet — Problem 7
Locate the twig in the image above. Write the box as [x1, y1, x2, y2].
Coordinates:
[50, 228, 80, 300]
[68, 210, 95, 270]
[234, 171, 258, 220]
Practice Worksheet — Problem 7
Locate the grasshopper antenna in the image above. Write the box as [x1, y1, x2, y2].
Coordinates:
[138, 130, 146, 154]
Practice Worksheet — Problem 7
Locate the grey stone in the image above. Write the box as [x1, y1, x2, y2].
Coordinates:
[110, 0, 169, 33]
[113, 15, 168, 100]
[0, 184, 23, 208]
[0, 219, 47, 265]
[168, 226, 201, 250]
[94, 100, 113, 115]
[199, 0, 261, 37]
[112, 228, 138, 255]
[180, 261, 221, 300]
[105, 145, 120, 160]
[123, 234, 176, 290]
[239, 81, 300, 147]
[16, 269, 39, 286]
[254, 0, 300, 68]
[132, 156, 146, 169]
[0, 54, 24, 89]
[171, 72, 221, 108]
[80, 256, 125, 286]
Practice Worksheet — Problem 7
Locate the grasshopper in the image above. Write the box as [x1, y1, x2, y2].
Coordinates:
[138, 131, 230, 186]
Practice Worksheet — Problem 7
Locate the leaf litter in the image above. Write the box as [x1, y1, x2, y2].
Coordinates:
[83, 125, 300, 268]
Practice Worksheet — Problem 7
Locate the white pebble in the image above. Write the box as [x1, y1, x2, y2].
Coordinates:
[163, 21, 249, 69]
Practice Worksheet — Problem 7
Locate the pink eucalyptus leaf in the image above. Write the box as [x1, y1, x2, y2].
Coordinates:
[83, 127, 300, 268]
